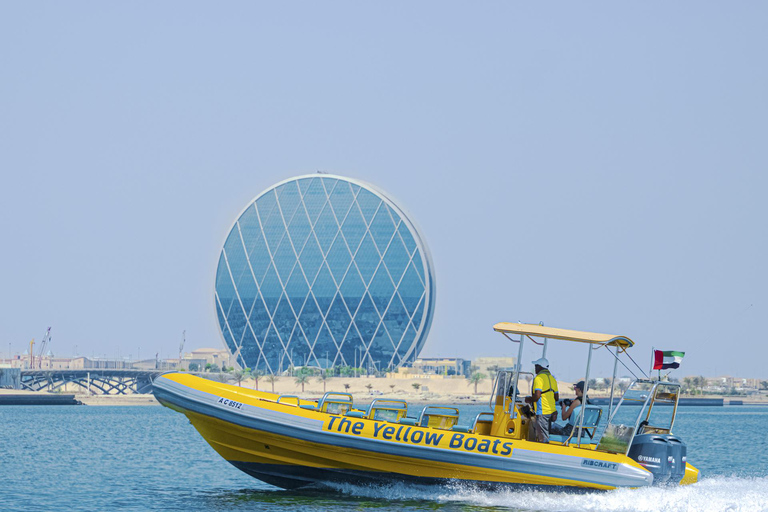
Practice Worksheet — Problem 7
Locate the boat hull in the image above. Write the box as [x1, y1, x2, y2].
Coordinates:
[153, 373, 693, 490]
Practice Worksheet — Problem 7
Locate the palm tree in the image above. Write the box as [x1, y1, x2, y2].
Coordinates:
[266, 374, 278, 393]
[232, 370, 246, 387]
[412, 382, 421, 391]
[249, 369, 260, 390]
[389, 384, 396, 392]
[295, 374, 309, 393]
[365, 383, 373, 393]
[682, 376, 695, 395]
[343, 383, 351, 391]
[693, 376, 708, 395]
[317, 369, 331, 393]
[469, 372, 487, 394]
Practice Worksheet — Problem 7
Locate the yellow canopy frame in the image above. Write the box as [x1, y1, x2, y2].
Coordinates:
[493, 322, 634, 349]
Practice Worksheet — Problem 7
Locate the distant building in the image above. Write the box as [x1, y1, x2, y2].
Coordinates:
[214, 175, 436, 374]
[408, 357, 472, 377]
[183, 348, 231, 369]
[472, 357, 517, 376]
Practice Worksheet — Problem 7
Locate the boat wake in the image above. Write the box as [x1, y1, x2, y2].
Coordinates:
[325, 476, 768, 512]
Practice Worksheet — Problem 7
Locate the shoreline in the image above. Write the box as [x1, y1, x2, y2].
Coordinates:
[4, 375, 766, 406]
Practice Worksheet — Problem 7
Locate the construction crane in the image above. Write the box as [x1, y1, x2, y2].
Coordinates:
[36, 327, 52, 369]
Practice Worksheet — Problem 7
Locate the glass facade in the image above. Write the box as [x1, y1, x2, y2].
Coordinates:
[214, 175, 435, 374]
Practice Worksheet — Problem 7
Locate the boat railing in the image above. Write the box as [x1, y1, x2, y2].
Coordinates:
[596, 379, 681, 455]
[318, 392, 353, 415]
[366, 399, 408, 422]
[276, 395, 301, 407]
[418, 406, 460, 430]
[469, 412, 494, 435]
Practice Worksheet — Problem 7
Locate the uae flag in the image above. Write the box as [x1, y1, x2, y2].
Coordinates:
[653, 350, 685, 370]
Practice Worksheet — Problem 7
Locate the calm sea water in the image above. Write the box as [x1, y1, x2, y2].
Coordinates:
[1, 404, 766, 512]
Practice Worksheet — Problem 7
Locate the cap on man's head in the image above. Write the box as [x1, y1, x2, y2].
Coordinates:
[574, 380, 585, 391]
[531, 357, 549, 368]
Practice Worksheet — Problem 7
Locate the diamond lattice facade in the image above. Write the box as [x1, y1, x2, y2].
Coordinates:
[214, 175, 435, 374]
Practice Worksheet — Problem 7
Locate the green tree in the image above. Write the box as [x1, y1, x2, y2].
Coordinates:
[295, 374, 309, 392]
[412, 382, 421, 391]
[469, 372, 487, 394]
[249, 369, 260, 390]
[188, 363, 199, 372]
[365, 383, 373, 393]
[389, 384, 396, 392]
[692, 376, 708, 395]
[266, 374, 278, 393]
[232, 370, 246, 387]
[682, 376, 695, 395]
[343, 383, 351, 391]
[317, 369, 331, 393]
[487, 365, 500, 381]
[760, 381, 768, 391]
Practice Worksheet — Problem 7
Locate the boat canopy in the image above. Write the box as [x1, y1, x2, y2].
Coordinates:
[493, 322, 634, 349]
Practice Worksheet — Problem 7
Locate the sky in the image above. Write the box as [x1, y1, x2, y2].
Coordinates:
[1, 2, 766, 382]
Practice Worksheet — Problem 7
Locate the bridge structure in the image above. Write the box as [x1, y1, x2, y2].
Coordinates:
[20, 369, 165, 394]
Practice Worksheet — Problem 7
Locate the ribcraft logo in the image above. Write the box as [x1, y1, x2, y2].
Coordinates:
[324, 416, 513, 456]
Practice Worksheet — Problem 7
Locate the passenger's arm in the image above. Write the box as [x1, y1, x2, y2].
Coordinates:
[562, 399, 580, 421]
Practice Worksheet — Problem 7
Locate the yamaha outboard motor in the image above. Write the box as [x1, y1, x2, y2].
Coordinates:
[629, 433, 688, 485]
[661, 434, 687, 484]
[628, 434, 671, 484]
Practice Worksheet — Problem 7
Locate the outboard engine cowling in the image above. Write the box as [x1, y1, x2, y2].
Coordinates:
[628, 434, 671, 484]
[660, 435, 687, 484]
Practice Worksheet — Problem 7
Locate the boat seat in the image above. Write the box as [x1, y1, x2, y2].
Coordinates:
[451, 425, 472, 433]
[549, 432, 598, 444]
[551, 406, 603, 445]
[365, 399, 408, 423]
[317, 392, 353, 416]
[469, 412, 494, 435]
[399, 417, 418, 426]
[344, 410, 365, 418]
[418, 406, 460, 430]
[300, 404, 317, 410]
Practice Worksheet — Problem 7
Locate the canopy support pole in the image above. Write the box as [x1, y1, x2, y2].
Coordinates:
[509, 334, 525, 419]
[576, 344, 594, 447]
[608, 346, 620, 420]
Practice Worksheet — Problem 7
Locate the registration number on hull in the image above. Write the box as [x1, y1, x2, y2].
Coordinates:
[217, 397, 244, 410]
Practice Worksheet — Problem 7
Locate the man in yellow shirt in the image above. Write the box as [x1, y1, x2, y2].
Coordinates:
[525, 357, 559, 442]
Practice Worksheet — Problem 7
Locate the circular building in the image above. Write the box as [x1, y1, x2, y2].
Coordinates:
[214, 174, 435, 374]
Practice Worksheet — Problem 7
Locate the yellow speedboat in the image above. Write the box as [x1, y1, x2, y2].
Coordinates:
[153, 323, 699, 490]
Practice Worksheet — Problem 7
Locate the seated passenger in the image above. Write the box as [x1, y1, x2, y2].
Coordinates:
[560, 380, 586, 436]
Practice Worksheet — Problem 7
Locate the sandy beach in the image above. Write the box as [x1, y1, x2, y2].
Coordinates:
[20, 375, 765, 406]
